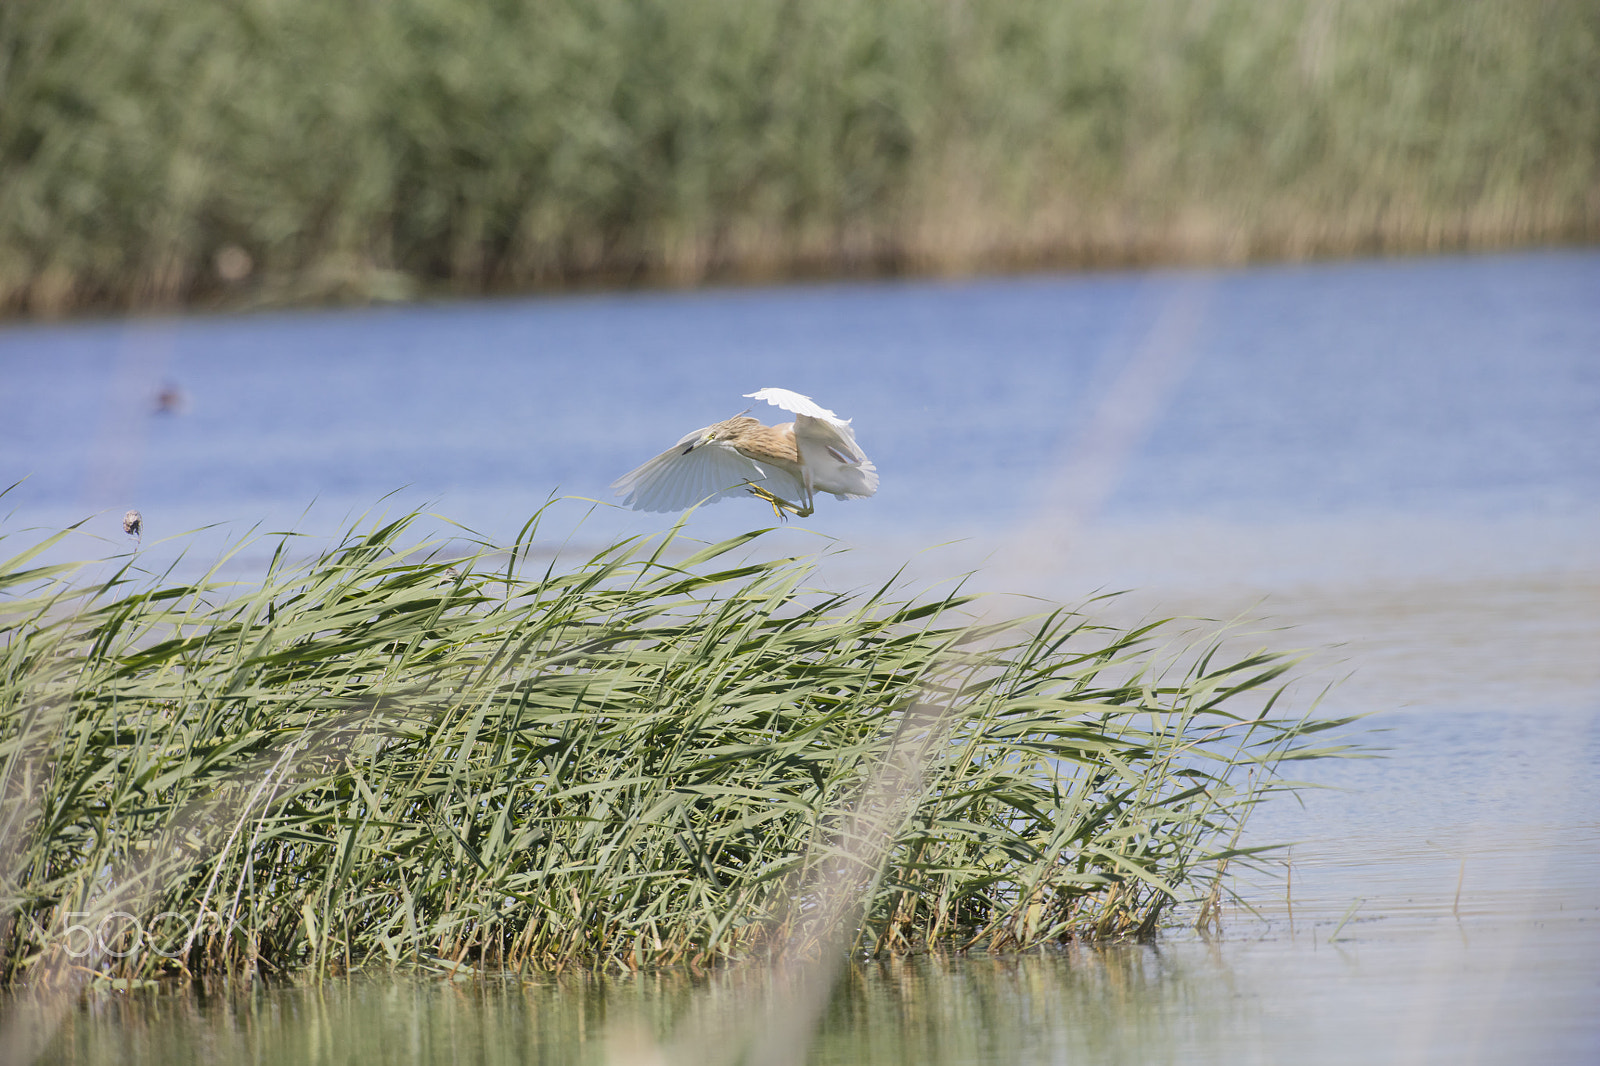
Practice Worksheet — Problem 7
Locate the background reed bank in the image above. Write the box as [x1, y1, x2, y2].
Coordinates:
[0, 517, 1338, 985]
[2, 0, 1596, 315]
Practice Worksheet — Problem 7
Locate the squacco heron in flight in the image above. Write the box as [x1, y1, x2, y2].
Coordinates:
[612, 388, 878, 518]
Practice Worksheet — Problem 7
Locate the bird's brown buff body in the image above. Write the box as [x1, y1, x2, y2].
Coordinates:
[706, 417, 801, 469]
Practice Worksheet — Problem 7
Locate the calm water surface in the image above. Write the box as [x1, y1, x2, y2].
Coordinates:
[4, 249, 1598, 1063]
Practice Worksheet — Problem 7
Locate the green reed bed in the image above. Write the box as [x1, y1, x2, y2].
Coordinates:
[0, 512, 1343, 987]
[2, 0, 1596, 315]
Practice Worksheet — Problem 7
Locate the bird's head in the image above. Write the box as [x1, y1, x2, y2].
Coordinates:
[684, 415, 761, 453]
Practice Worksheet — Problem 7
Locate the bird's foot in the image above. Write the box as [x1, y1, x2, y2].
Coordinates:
[743, 483, 812, 520]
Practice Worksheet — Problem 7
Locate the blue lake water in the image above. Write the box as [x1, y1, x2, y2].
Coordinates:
[5, 249, 1596, 540]
[4, 248, 1599, 1063]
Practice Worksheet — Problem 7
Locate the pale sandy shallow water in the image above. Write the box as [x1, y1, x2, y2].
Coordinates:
[4, 250, 1597, 1063]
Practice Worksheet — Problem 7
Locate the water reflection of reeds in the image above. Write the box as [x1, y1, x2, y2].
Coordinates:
[32, 949, 1266, 1065]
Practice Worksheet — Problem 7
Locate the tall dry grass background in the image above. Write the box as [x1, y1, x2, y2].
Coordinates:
[1, 0, 1596, 315]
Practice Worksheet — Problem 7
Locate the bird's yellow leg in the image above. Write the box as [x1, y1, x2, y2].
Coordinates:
[743, 482, 813, 520]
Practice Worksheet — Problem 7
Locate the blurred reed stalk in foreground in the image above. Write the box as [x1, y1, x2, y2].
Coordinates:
[1, 0, 1595, 316]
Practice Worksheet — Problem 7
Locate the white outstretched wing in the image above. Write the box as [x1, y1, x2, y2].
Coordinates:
[745, 387, 842, 422]
[746, 387, 866, 456]
[612, 427, 807, 513]
[746, 388, 878, 500]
